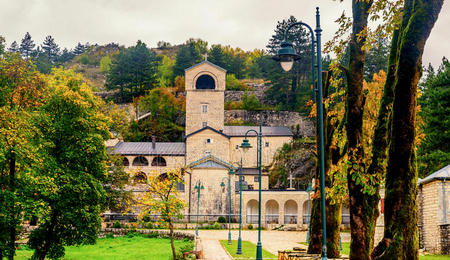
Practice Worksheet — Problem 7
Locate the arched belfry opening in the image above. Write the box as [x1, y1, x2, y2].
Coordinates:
[195, 74, 215, 89]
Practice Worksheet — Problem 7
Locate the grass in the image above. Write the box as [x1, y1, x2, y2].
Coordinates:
[300, 242, 449, 260]
[14, 235, 193, 260]
[220, 240, 277, 259]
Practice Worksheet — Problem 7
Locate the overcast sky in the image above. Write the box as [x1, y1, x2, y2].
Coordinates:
[1, 0, 448, 68]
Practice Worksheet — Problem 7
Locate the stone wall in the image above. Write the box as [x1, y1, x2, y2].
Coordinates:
[225, 83, 267, 104]
[224, 110, 315, 137]
[440, 224, 450, 254]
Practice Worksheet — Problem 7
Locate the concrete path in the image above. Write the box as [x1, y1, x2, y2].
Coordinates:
[186, 230, 351, 258]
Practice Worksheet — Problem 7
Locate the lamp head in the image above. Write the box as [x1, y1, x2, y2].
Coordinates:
[228, 168, 235, 175]
[273, 41, 300, 72]
[306, 182, 313, 192]
[220, 181, 225, 188]
[240, 138, 252, 152]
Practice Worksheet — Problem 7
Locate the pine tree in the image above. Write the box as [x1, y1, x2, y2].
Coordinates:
[73, 42, 87, 55]
[41, 35, 60, 62]
[19, 32, 35, 58]
[0, 36, 5, 55]
[8, 41, 19, 53]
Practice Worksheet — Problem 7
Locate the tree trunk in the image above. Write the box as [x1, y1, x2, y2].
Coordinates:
[345, 1, 374, 259]
[8, 151, 16, 260]
[169, 221, 177, 260]
[307, 71, 341, 258]
[372, 0, 444, 259]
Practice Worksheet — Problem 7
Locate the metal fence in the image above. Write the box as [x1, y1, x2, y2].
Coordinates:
[303, 214, 311, 224]
[246, 214, 258, 224]
[284, 214, 298, 224]
[265, 214, 279, 224]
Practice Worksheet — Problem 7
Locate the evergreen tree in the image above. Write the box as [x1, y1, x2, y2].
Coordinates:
[58, 48, 75, 63]
[19, 32, 35, 58]
[8, 41, 19, 53]
[41, 35, 60, 62]
[106, 40, 158, 103]
[0, 36, 5, 55]
[208, 44, 226, 68]
[418, 57, 450, 177]
[173, 39, 205, 77]
[73, 42, 87, 55]
[364, 35, 390, 81]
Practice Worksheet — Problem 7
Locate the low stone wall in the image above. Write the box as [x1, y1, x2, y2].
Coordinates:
[224, 110, 314, 137]
[439, 224, 450, 254]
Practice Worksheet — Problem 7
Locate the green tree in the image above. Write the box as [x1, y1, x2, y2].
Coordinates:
[8, 41, 19, 53]
[173, 39, 206, 76]
[241, 92, 261, 111]
[156, 55, 175, 87]
[0, 36, 5, 55]
[0, 53, 47, 260]
[41, 35, 60, 62]
[28, 68, 110, 260]
[19, 32, 35, 59]
[99, 55, 112, 74]
[417, 58, 450, 177]
[364, 35, 390, 81]
[73, 42, 88, 56]
[106, 40, 158, 103]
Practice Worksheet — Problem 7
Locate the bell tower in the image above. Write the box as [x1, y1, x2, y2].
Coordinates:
[185, 61, 226, 135]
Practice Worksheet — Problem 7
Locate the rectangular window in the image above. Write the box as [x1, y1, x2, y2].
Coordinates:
[235, 145, 239, 149]
[202, 122, 207, 127]
[202, 104, 208, 113]
[254, 176, 259, 182]
[265, 142, 269, 147]
[206, 138, 212, 144]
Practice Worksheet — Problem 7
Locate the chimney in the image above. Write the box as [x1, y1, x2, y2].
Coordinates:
[152, 136, 156, 149]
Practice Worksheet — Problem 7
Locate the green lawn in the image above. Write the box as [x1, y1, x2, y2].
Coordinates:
[300, 242, 449, 260]
[14, 235, 193, 260]
[220, 240, 277, 259]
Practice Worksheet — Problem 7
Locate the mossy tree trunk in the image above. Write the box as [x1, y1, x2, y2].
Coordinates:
[372, 0, 444, 259]
[344, 1, 376, 259]
[307, 71, 342, 258]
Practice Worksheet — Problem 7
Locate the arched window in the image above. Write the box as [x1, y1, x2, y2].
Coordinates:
[132, 156, 149, 166]
[122, 157, 130, 166]
[151, 156, 167, 166]
[195, 74, 215, 89]
[133, 172, 147, 184]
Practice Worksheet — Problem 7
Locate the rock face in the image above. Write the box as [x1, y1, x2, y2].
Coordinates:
[224, 110, 315, 138]
[225, 84, 267, 104]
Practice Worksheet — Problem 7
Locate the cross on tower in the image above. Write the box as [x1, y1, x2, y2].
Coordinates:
[203, 52, 208, 61]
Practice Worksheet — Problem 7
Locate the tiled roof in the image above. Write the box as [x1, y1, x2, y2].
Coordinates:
[185, 126, 230, 139]
[110, 141, 185, 156]
[223, 126, 293, 137]
[419, 164, 450, 185]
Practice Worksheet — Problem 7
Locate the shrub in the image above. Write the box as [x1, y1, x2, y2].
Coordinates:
[145, 232, 159, 238]
[242, 92, 261, 111]
[145, 222, 154, 229]
[212, 222, 221, 229]
[112, 220, 122, 229]
[105, 233, 114, 239]
[226, 74, 247, 90]
[247, 224, 253, 230]
[217, 216, 226, 223]
[126, 231, 140, 238]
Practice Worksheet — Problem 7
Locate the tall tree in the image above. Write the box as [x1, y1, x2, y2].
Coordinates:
[41, 35, 60, 62]
[73, 42, 88, 55]
[372, 2, 444, 258]
[106, 40, 158, 103]
[28, 68, 110, 260]
[19, 32, 35, 59]
[364, 35, 390, 81]
[173, 38, 206, 77]
[417, 58, 450, 177]
[0, 53, 47, 260]
[8, 41, 19, 53]
[0, 36, 5, 55]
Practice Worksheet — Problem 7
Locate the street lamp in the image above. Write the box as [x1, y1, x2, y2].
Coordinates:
[240, 125, 263, 260]
[194, 180, 204, 237]
[220, 167, 235, 245]
[273, 7, 327, 259]
[229, 160, 244, 255]
[306, 182, 314, 242]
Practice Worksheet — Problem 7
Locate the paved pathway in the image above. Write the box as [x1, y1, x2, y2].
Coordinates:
[186, 230, 351, 259]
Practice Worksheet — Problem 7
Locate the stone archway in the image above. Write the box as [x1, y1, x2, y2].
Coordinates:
[302, 200, 311, 224]
[246, 199, 258, 224]
[284, 200, 298, 224]
[265, 200, 279, 224]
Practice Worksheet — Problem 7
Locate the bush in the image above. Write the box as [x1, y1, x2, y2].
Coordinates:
[145, 222, 154, 229]
[217, 216, 226, 223]
[105, 233, 114, 239]
[112, 220, 122, 229]
[242, 92, 261, 111]
[247, 224, 253, 230]
[145, 232, 159, 238]
[212, 222, 221, 229]
[226, 74, 247, 90]
[126, 231, 140, 238]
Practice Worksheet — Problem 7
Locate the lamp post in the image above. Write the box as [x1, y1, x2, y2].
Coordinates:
[273, 7, 327, 259]
[230, 160, 244, 255]
[194, 180, 204, 237]
[220, 168, 235, 245]
[240, 125, 263, 260]
[306, 182, 314, 242]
